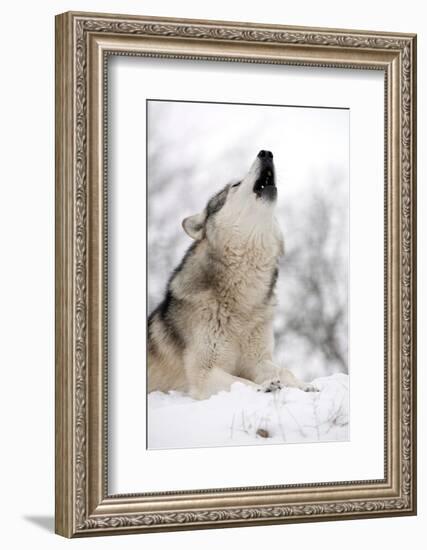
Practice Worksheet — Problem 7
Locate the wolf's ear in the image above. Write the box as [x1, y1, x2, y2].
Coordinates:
[182, 212, 205, 240]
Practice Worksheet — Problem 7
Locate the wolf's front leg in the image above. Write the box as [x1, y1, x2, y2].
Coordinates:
[191, 366, 258, 400]
[239, 321, 318, 392]
[184, 348, 258, 400]
[249, 359, 318, 393]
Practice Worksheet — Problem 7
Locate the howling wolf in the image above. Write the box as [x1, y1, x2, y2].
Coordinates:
[148, 150, 317, 400]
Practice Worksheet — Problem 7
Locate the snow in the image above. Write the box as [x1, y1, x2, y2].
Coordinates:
[148, 373, 349, 450]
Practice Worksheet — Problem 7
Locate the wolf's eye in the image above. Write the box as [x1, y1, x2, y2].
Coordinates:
[231, 181, 241, 188]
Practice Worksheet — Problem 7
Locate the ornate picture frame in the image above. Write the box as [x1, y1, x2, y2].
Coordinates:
[55, 11, 417, 537]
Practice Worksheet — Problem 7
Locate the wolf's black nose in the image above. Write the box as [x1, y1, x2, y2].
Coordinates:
[258, 150, 273, 159]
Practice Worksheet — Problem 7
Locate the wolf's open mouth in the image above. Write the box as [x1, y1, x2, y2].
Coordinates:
[253, 166, 277, 200]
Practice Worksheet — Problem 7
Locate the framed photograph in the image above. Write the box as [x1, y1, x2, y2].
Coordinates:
[55, 11, 417, 537]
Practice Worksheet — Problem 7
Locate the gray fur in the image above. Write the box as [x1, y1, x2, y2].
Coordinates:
[148, 152, 318, 399]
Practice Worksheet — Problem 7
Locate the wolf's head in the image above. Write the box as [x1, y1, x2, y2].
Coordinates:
[182, 150, 283, 254]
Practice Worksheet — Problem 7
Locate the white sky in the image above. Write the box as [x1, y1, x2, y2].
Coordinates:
[148, 100, 349, 208]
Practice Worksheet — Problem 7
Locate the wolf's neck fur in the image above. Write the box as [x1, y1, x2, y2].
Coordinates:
[210, 234, 278, 306]
[171, 227, 280, 314]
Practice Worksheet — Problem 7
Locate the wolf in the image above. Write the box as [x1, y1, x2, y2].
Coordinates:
[148, 150, 317, 400]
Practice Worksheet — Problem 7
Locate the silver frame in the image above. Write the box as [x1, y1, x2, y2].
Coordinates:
[55, 11, 417, 537]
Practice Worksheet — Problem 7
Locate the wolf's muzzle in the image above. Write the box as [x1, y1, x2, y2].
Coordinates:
[258, 149, 273, 160]
[253, 150, 277, 201]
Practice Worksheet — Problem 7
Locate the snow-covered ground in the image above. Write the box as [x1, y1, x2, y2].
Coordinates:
[148, 373, 349, 450]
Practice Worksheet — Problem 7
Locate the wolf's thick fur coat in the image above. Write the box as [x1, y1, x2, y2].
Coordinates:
[148, 152, 316, 399]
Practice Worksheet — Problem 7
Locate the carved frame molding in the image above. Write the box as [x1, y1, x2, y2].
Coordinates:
[55, 11, 416, 537]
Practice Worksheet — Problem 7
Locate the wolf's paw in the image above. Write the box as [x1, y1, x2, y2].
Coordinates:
[257, 379, 284, 393]
[301, 383, 320, 392]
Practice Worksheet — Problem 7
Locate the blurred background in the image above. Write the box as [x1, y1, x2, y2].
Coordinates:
[147, 100, 349, 381]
